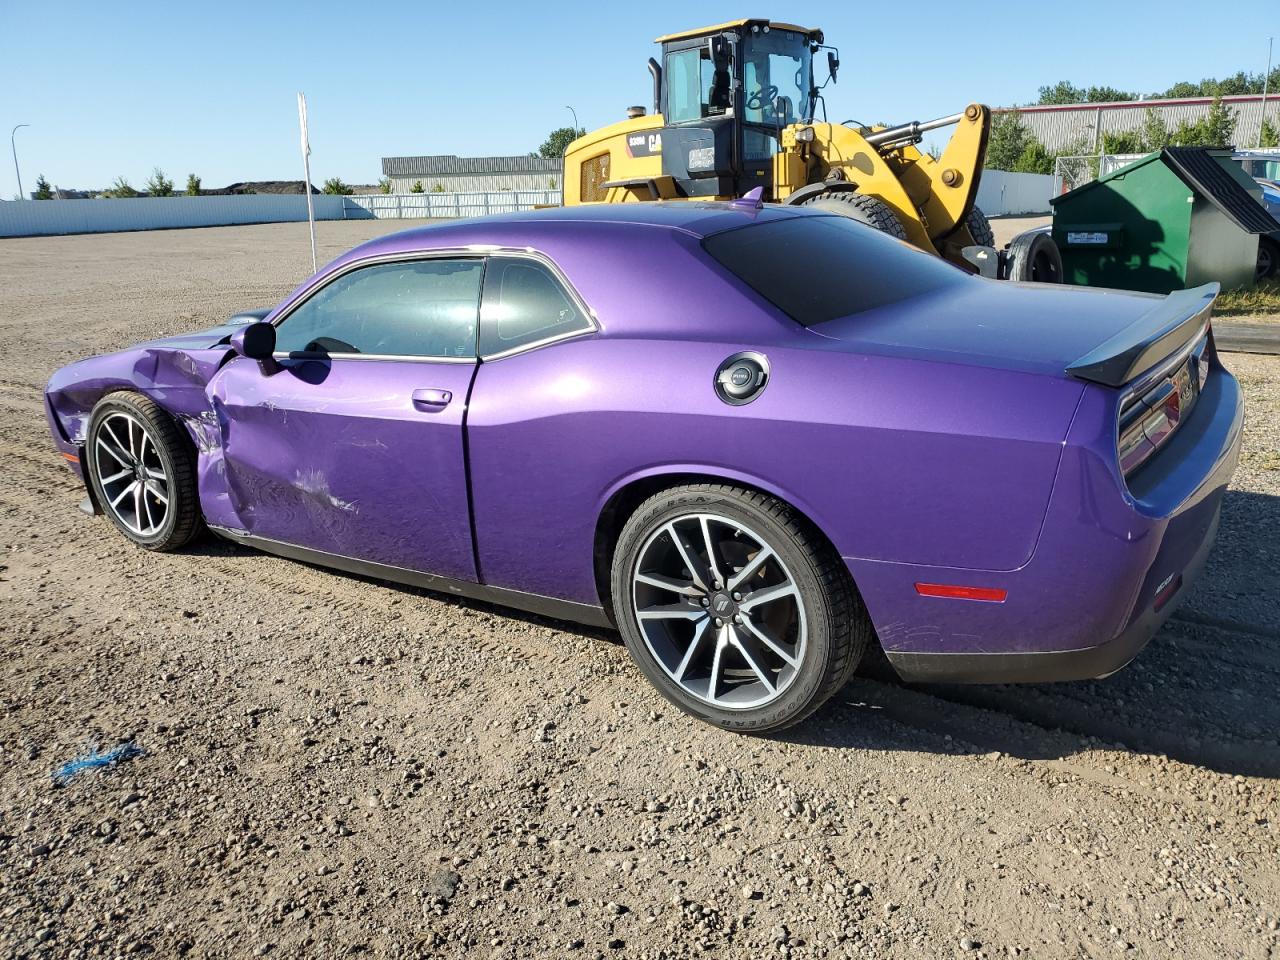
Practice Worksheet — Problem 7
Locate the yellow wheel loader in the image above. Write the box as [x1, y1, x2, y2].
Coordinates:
[563, 18, 1061, 282]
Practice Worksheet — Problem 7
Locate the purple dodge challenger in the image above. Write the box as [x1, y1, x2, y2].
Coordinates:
[44, 203, 1244, 731]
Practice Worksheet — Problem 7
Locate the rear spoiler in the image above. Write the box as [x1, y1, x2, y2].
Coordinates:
[1065, 283, 1218, 387]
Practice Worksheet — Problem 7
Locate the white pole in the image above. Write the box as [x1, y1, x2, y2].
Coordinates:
[1260, 37, 1274, 149]
[297, 92, 317, 274]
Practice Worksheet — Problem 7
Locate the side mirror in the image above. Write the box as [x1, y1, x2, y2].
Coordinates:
[827, 51, 839, 85]
[229, 321, 278, 372]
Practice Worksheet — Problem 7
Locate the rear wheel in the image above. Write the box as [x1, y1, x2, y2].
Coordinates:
[611, 484, 871, 732]
[1258, 237, 1278, 280]
[800, 191, 908, 240]
[85, 391, 202, 551]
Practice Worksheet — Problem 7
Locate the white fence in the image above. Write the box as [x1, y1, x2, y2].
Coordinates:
[975, 170, 1055, 216]
[0, 194, 347, 238]
[0, 191, 560, 238]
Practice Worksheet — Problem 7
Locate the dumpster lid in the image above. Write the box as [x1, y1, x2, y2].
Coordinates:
[1161, 146, 1280, 234]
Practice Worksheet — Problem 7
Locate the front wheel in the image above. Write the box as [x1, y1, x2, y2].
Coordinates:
[611, 484, 871, 732]
[85, 391, 202, 551]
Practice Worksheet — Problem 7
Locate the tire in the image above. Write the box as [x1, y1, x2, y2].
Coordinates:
[963, 206, 995, 247]
[610, 483, 872, 733]
[800, 191, 908, 240]
[85, 391, 202, 551]
[1258, 237, 1278, 280]
[1005, 229, 1064, 284]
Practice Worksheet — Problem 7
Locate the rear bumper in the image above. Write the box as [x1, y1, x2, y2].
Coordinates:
[859, 358, 1244, 685]
[884, 508, 1218, 683]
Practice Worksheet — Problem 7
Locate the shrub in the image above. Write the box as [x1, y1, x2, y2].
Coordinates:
[146, 168, 174, 197]
[104, 176, 139, 198]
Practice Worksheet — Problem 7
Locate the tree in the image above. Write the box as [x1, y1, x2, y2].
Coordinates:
[1012, 140, 1056, 175]
[33, 174, 53, 200]
[1170, 96, 1235, 148]
[1101, 130, 1145, 155]
[378, 177, 392, 194]
[322, 177, 353, 195]
[410, 180, 424, 193]
[1037, 81, 1086, 105]
[185, 173, 201, 196]
[104, 176, 139, 198]
[146, 167, 174, 197]
[536, 126, 585, 159]
[1085, 85, 1136, 103]
[985, 112, 1035, 171]
[1139, 108, 1170, 151]
[1261, 117, 1279, 149]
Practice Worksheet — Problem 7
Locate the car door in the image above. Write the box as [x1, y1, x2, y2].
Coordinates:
[205, 255, 483, 582]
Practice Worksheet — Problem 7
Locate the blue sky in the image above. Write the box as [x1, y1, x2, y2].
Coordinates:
[1, 1, 1271, 196]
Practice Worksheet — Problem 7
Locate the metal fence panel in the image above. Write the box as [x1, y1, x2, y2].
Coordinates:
[341, 191, 562, 220]
[974, 170, 1055, 216]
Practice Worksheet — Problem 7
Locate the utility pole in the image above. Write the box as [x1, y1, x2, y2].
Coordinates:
[1260, 37, 1274, 149]
[11, 124, 29, 200]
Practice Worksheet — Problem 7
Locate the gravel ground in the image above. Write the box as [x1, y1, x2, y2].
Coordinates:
[1, 221, 1278, 960]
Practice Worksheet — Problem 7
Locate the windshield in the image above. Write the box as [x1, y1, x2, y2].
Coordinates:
[741, 30, 812, 127]
[740, 29, 812, 162]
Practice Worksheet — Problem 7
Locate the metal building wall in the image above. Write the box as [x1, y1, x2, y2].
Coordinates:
[1004, 96, 1275, 152]
[386, 171, 564, 193]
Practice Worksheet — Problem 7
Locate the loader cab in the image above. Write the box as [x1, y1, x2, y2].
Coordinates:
[657, 20, 823, 197]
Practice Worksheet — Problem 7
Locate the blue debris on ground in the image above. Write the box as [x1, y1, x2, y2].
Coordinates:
[52, 743, 145, 786]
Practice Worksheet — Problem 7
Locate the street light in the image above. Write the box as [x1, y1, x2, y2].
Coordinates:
[565, 105, 579, 132]
[11, 124, 30, 200]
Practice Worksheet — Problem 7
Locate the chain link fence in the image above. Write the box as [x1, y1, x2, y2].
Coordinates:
[1052, 154, 1147, 195]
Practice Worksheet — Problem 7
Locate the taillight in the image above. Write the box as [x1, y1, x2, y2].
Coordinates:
[1117, 336, 1207, 478]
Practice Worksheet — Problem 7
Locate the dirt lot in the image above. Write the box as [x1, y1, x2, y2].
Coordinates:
[1, 220, 1279, 960]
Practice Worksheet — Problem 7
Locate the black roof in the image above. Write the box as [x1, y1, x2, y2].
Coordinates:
[1160, 147, 1280, 234]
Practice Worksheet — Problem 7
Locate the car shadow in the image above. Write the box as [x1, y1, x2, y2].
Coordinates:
[787, 489, 1280, 780]
[185, 490, 1277, 779]
[181, 533, 623, 644]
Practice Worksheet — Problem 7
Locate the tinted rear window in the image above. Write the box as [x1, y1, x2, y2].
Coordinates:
[702, 215, 965, 326]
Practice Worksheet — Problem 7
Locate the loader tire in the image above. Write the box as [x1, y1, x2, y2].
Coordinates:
[801, 191, 908, 240]
[964, 206, 996, 247]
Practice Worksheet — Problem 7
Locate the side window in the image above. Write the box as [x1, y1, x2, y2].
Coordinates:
[274, 258, 483, 359]
[478, 258, 593, 357]
[665, 48, 728, 123]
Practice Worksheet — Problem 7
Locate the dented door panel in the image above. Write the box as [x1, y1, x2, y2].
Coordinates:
[204, 355, 478, 581]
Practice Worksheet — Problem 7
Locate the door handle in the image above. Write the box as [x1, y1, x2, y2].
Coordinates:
[411, 388, 452, 409]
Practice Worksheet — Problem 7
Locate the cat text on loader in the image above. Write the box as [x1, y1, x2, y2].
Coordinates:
[562, 18, 1061, 281]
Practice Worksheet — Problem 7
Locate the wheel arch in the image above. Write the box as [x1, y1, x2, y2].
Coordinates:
[781, 181, 862, 206]
[591, 465, 846, 612]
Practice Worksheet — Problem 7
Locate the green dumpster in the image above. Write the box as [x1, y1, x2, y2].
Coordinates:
[1051, 146, 1279, 294]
